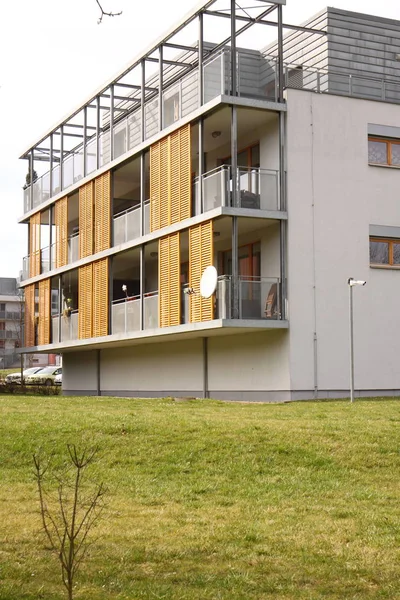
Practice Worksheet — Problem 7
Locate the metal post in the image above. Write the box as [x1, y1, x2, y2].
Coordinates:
[278, 109, 286, 319]
[202, 337, 209, 398]
[140, 152, 145, 236]
[96, 350, 101, 396]
[232, 216, 239, 319]
[29, 151, 34, 210]
[198, 118, 204, 214]
[230, 0, 237, 96]
[83, 106, 87, 177]
[141, 60, 146, 142]
[140, 245, 145, 330]
[349, 282, 354, 403]
[49, 205, 53, 271]
[60, 126, 64, 191]
[108, 258, 113, 336]
[58, 276, 62, 343]
[231, 105, 238, 207]
[124, 299, 127, 333]
[159, 46, 163, 130]
[96, 95, 101, 169]
[198, 13, 204, 106]
[277, 4, 284, 102]
[49, 134, 53, 196]
[110, 85, 115, 161]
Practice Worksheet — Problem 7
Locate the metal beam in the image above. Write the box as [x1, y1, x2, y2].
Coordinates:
[146, 56, 192, 68]
[198, 12, 204, 106]
[159, 45, 163, 130]
[101, 93, 141, 103]
[204, 9, 326, 35]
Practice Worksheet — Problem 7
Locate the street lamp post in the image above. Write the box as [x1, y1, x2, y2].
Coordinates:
[348, 277, 366, 403]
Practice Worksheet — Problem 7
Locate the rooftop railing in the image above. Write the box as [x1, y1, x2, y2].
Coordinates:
[23, 49, 283, 214]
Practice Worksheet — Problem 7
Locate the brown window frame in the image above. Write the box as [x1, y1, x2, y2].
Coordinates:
[370, 237, 400, 267]
[368, 137, 400, 167]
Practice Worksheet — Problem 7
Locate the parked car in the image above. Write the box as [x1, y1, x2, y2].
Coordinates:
[54, 372, 62, 386]
[5, 367, 44, 385]
[25, 366, 62, 386]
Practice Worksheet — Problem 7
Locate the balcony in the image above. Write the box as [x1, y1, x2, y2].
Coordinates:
[0, 311, 21, 321]
[216, 275, 281, 320]
[111, 292, 158, 335]
[0, 330, 20, 340]
[195, 166, 280, 214]
[52, 310, 79, 343]
[113, 202, 150, 246]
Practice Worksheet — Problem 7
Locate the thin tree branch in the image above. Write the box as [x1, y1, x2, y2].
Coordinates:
[95, 0, 122, 24]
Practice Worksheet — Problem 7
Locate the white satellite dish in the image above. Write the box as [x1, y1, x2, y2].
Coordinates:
[200, 266, 218, 298]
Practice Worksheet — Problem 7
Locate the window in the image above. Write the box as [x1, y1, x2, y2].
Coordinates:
[163, 91, 180, 128]
[370, 237, 400, 266]
[0, 303, 5, 311]
[368, 137, 400, 166]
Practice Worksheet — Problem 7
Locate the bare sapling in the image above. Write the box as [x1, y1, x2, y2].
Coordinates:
[33, 445, 106, 600]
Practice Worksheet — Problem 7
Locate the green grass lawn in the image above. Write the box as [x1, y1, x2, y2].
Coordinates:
[0, 395, 399, 600]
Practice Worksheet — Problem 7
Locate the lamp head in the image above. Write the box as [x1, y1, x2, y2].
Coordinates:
[348, 278, 366, 287]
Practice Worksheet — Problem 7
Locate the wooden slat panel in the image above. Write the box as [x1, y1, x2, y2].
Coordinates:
[78, 265, 93, 339]
[93, 259, 109, 337]
[55, 197, 68, 268]
[170, 130, 181, 225]
[94, 172, 111, 253]
[169, 232, 181, 326]
[160, 137, 170, 229]
[150, 124, 191, 232]
[38, 279, 50, 346]
[159, 233, 181, 327]
[29, 213, 41, 277]
[24, 284, 35, 347]
[159, 236, 170, 327]
[189, 221, 214, 323]
[150, 143, 160, 232]
[79, 182, 94, 259]
[178, 124, 191, 222]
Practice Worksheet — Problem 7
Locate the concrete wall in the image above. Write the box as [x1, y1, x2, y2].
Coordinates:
[63, 330, 291, 401]
[286, 88, 400, 396]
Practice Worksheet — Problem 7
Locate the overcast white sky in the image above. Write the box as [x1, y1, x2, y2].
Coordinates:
[0, 0, 398, 278]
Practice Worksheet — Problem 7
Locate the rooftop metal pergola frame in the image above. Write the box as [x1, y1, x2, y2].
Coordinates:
[20, 0, 325, 188]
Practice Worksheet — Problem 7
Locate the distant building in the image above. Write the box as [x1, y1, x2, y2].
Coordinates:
[0, 278, 57, 369]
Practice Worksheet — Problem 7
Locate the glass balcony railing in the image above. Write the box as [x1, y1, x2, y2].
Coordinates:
[111, 291, 159, 335]
[113, 201, 150, 246]
[194, 166, 280, 215]
[68, 233, 79, 263]
[216, 275, 281, 320]
[51, 310, 79, 343]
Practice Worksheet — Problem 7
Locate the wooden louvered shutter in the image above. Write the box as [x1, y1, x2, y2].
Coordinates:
[38, 279, 50, 345]
[150, 124, 191, 233]
[78, 265, 93, 339]
[170, 124, 191, 224]
[159, 233, 180, 327]
[150, 142, 160, 232]
[55, 197, 68, 268]
[79, 182, 94, 259]
[93, 259, 109, 337]
[189, 221, 214, 322]
[94, 172, 111, 253]
[29, 213, 41, 277]
[24, 284, 35, 347]
[160, 137, 170, 229]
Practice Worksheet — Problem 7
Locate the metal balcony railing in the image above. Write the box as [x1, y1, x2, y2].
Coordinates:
[52, 310, 79, 343]
[216, 275, 281, 320]
[68, 233, 79, 264]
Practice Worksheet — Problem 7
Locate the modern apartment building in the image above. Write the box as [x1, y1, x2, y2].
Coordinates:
[19, 1, 400, 400]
